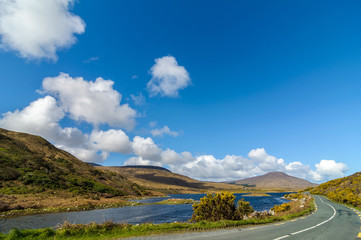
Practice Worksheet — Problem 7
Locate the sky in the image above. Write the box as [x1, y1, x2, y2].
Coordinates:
[0, 0, 360, 183]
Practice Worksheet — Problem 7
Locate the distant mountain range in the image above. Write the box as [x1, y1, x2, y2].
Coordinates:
[119, 165, 172, 172]
[226, 171, 318, 191]
[97, 165, 241, 194]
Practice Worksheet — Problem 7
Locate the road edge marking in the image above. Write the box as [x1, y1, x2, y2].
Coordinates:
[273, 196, 336, 240]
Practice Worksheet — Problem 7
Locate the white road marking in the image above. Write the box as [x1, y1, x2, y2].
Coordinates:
[273, 196, 337, 240]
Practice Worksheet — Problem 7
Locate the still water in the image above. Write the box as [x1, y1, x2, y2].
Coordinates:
[0, 193, 290, 233]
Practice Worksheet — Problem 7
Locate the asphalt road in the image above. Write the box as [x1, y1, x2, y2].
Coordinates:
[129, 195, 361, 240]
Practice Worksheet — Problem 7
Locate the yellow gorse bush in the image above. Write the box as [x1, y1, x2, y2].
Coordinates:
[271, 203, 291, 213]
[191, 192, 253, 222]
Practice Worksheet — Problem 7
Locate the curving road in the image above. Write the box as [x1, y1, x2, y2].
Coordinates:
[129, 195, 361, 240]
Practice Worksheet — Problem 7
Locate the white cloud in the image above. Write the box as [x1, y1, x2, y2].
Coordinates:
[161, 149, 194, 165]
[0, 96, 103, 163]
[124, 156, 162, 167]
[42, 73, 136, 130]
[0, 74, 349, 182]
[164, 148, 349, 182]
[84, 57, 99, 63]
[315, 160, 349, 181]
[132, 136, 162, 161]
[90, 129, 132, 154]
[149, 121, 157, 128]
[147, 56, 191, 97]
[130, 93, 146, 106]
[0, 73, 138, 163]
[59, 145, 107, 163]
[151, 125, 179, 137]
[0, 96, 64, 138]
[248, 148, 285, 171]
[0, 0, 85, 60]
[178, 155, 227, 180]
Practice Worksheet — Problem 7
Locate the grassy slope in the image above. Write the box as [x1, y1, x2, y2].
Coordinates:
[0, 128, 151, 213]
[99, 166, 245, 194]
[310, 172, 361, 207]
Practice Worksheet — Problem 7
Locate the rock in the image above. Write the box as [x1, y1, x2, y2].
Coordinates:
[243, 214, 249, 220]
[268, 210, 275, 216]
[259, 211, 269, 218]
[249, 211, 259, 218]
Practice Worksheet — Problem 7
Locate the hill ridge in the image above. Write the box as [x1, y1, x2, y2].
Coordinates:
[228, 171, 318, 190]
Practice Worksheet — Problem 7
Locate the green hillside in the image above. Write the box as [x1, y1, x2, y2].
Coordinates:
[0, 128, 149, 213]
[310, 172, 361, 207]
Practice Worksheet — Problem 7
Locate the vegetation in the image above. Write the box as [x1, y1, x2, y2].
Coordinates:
[300, 187, 314, 193]
[153, 198, 195, 205]
[0, 198, 314, 240]
[271, 203, 291, 213]
[283, 193, 303, 200]
[0, 128, 151, 215]
[191, 192, 253, 222]
[237, 198, 254, 216]
[310, 172, 361, 207]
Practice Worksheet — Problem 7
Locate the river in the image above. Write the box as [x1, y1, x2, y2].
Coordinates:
[0, 192, 290, 233]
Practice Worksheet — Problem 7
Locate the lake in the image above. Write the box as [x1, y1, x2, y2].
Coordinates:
[0, 192, 290, 233]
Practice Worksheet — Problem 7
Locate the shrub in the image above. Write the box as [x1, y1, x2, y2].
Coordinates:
[284, 193, 303, 200]
[192, 192, 253, 222]
[237, 198, 254, 216]
[0, 166, 20, 180]
[271, 203, 291, 213]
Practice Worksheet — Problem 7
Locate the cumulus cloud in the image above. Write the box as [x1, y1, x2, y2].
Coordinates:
[42, 73, 136, 130]
[0, 75, 349, 182]
[0, 0, 85, 60]
[161, 149, 194, 164]
[151, 125, 179, 137]
[0, 96, 64, 139]
[147, 56, 191, 97]
[90, 129, 132, 154]
[131, 136, 162, 161]
[248, 148, 285, 171]
[0, 73, 138, 163]
[315, 160, 349, 181]
[0, 95, 101, 162]
[163, 148, 349, 182]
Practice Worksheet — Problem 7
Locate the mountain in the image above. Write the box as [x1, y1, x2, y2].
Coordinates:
[98, 166, 243, 194]
[228, 172, 318, 191]
[0, 128, 151, 212]
[87, 162, 102, 167]
[119, 165, 172, 172]
[310, 172, 361, 207]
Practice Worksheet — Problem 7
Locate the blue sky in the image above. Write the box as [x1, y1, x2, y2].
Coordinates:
[0, 0, 360, 182]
